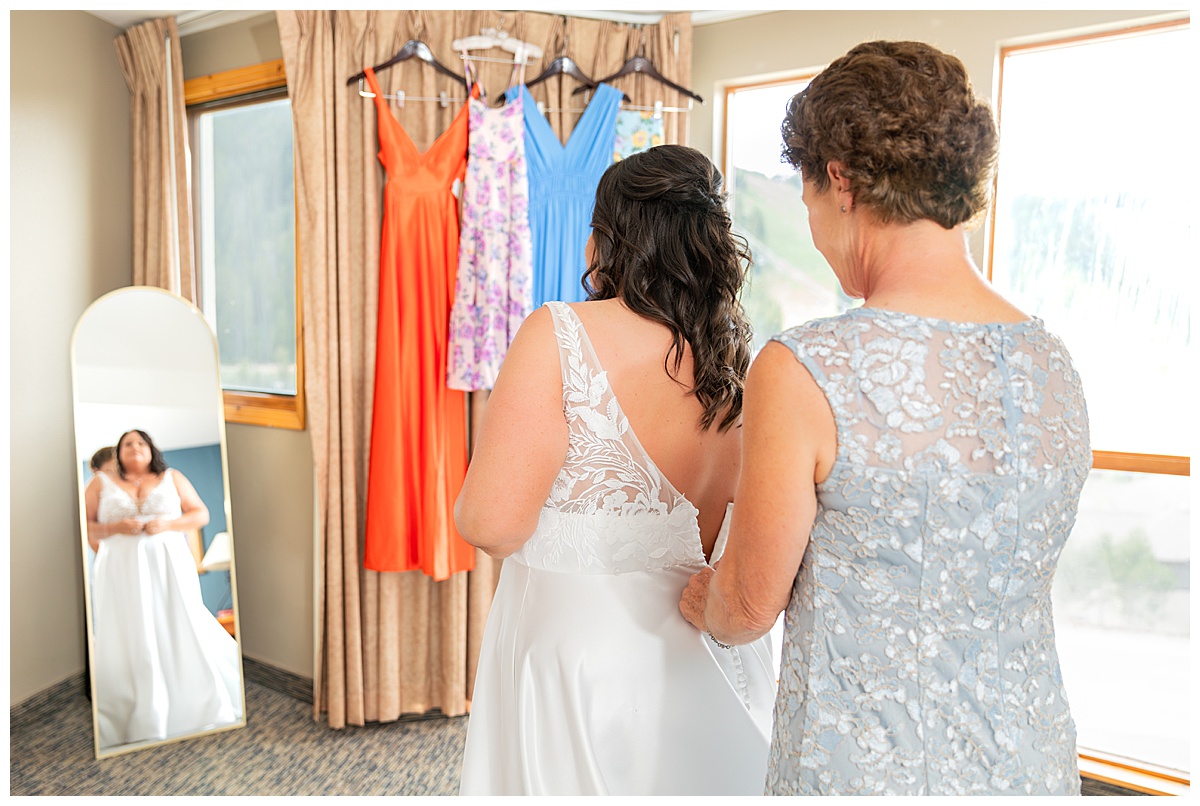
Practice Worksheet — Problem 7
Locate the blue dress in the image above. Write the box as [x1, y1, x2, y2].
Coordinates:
[766, 307, 1091, 795]
[504, 83, 622, 306]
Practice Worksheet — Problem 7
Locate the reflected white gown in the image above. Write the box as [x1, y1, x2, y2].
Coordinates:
[459, 302, 775, 795]
[92, 470, 243, 749]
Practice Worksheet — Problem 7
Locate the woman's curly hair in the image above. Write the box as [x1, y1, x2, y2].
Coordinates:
[782, 40, 999, 228]
[584, 145, 754, 433]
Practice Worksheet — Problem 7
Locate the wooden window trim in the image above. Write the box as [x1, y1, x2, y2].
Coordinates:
[1080, 750, 1190, 796]
[184, 59, 304, 431]
[719, 71, 817, 188]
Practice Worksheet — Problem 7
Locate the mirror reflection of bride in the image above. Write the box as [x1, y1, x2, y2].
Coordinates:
[84, 428, 243, 749]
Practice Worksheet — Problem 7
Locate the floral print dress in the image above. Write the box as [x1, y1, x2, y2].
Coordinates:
[766, 306, 1091, 795]
[447, 89, 533, 391]
[612, 109, 664, 162]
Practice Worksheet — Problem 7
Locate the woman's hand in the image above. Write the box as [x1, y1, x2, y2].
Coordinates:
[142, 519, 170, 535]
[679, 567, 714, 631]
[117, 518, 143, 535]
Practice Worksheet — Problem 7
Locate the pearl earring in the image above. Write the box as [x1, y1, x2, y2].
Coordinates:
[841, 205, 847, 213]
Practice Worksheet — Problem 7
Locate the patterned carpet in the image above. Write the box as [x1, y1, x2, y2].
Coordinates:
[9, 675, 468, 796]
[10, 672, 1143, 795]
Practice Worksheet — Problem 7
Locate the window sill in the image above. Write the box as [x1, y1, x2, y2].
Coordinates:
[223, 390, 305, 430]
[1079, 751, 1190, 796]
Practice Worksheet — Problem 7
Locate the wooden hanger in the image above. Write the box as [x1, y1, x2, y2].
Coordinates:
[573, 28, 704, 104]
[346, 39, 467, 89]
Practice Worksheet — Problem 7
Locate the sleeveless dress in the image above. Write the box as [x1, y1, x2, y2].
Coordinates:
[447, 87, 534, 391]
[362, 66, 475, 579]
[612, 108, 665, 162]
[92, 470, 243, 749]
[459, 301, 776, 795]
[766, 307, 1091, 795]
[504, 84, 623, 307]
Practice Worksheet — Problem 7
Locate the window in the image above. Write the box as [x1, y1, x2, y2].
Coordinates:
[185, 59, 304, 429]
[990, 19, 1191, 791]
[722, 75, 855, 354]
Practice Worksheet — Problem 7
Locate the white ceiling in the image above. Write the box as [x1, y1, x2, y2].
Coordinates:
[86, 9, 764, 36]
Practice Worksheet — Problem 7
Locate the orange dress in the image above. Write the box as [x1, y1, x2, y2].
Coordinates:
[363, 67, 476, 580]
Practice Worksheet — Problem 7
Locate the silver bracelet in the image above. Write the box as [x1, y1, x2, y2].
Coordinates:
[708, 631, 733, 650]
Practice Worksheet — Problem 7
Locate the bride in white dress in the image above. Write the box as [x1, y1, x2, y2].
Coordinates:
[456, 145, 776, 795]
[84, 429, 243, 749]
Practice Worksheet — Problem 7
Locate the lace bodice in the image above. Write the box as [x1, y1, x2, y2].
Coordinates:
[510, 302, 709, 574]
[765, 307, 1090, 795]
[96, 469, 182, 526]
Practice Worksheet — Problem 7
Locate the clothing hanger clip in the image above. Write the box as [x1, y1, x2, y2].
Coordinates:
[654, 100, 664, 120]
[440, 90, 448, 108]
[396, 90, 405, 109]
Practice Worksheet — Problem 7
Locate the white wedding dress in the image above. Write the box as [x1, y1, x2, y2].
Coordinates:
[459, 301, 775, 795]
[92, 469, 243, 749]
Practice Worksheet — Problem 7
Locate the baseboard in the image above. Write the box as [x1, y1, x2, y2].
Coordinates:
[242, 655, 314, 704]
[10, 672, 89, 730]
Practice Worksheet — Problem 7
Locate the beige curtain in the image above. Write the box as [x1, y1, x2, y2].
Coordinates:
[277, 9, 694, 730]
[114, 16, 196, 301]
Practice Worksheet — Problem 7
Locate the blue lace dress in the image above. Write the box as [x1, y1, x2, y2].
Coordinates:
[766, 307, 1091, 795]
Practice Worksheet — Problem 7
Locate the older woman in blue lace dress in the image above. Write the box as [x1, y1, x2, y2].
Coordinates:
[680, 40, 1091, 796]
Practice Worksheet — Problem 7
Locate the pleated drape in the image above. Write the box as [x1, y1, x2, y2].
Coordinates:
[114, 16, 196, 301]
[276, 9, 694, 730]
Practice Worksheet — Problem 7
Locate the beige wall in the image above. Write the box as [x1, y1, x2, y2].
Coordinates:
[9, 10, 311, 706]
[181, 12, 282, 80]
[10, 10, 134, 703]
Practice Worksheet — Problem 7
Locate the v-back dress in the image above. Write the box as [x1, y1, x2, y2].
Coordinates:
[91, 470, 242, 749]
[765, 307, 1091, 795]
[459, 301, 776, 795]
[504, 84, 623, 307]
[362, 66, 476, 579]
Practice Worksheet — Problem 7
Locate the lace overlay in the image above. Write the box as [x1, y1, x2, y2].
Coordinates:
[764, 307, 1091, 795]
[511, 302, 706, 574]
[97, 469, 181, 527]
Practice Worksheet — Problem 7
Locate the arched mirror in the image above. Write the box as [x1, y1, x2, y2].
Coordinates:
[71, 286, 246, 759]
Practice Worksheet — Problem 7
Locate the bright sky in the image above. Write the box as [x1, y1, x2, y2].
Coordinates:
[727, 81, 809, 178]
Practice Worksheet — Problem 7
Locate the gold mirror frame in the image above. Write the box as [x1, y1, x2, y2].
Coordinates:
[71, 286, 246, 759]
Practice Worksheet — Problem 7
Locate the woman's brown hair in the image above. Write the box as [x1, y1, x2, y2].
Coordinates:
[584, 145, 753, 432]
[782, 40, 999, 228]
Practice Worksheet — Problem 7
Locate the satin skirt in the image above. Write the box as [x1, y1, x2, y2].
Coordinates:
[92, 531, 243, 749]
[459, 560, 775, 795]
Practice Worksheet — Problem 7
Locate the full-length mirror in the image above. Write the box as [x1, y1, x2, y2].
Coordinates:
[72, 286, 246, 759]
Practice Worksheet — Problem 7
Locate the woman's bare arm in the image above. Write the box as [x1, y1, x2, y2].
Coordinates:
[455, 306, 570, 558]
[681, 342, 836, 643]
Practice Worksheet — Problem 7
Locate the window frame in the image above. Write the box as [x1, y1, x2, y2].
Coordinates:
[987, 18, 1191, 794]
[719, 71, 818, 200]
[184, 59, 304, 431]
